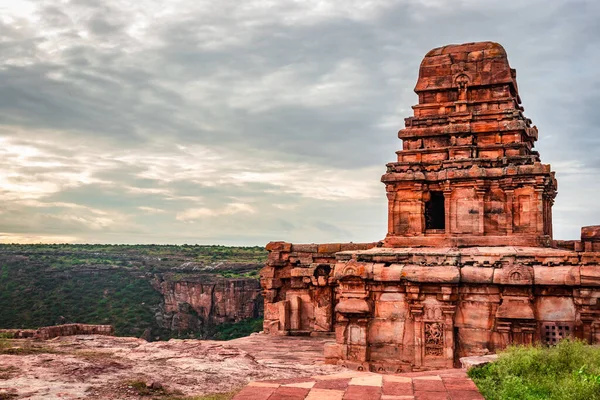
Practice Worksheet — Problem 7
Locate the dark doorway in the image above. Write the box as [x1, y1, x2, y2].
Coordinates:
[425, 192, 445, 230]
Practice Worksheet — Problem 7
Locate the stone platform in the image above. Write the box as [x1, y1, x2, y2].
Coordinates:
[233, 369, 484, 400]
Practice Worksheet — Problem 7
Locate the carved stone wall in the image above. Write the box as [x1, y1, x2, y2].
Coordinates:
[260, 41, 600, 373]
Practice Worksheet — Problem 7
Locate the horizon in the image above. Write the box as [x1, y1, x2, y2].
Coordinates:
[1, 0, 599, 245]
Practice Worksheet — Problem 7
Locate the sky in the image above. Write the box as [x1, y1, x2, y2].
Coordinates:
[0, 0, 599, 245]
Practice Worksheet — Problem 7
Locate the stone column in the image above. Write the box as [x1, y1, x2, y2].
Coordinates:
[505, 189, 514, 234]
[476, 186, 486, 235]
[442, 305, 457, 368]
[535, 188, 545, 235]
[444, 187, 452, 234]
[387, 191, 396, 235]
[410, 304, 424, 369]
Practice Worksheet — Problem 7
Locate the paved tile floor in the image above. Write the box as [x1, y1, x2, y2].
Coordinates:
[233, 369, 484, 400]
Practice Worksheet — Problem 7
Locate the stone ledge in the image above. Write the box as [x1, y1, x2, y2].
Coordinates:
[460, 354, 498, 370]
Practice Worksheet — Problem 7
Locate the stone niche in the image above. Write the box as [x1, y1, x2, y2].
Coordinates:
[261, 41, 600, 372]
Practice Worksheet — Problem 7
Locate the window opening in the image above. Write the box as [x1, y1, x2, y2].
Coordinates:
[425, 192, 445, 230]
[542, 322, 572, 345]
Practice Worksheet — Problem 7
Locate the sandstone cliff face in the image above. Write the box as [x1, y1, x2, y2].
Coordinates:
[152, 274, 263, 333]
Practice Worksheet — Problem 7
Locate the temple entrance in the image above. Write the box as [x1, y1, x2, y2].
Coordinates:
[425, 192, 445, 231]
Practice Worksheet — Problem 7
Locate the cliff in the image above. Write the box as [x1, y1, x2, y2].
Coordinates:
[152, 274, 263, 333]
[0, 244, 266, 339]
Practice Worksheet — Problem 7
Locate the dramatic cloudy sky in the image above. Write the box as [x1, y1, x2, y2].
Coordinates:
[0, 0, 598, 245]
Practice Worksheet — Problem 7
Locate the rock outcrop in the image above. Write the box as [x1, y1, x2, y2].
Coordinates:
[152, 274, 263, 333]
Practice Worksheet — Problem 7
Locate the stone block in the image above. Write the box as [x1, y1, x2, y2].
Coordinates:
[460, 266, 494, 283]
[263, 320, 280, 334]
[493, 265, 533, 285]
[533, 266, 580, 286]
[581, 266, 600, 286]
[290, 266, 316, 277]
[368, 320, 406, 344]
[402, 265, 460, 283]
[265, 303, 280, 320]
[374, 263, 403, 281]
[318, 243, 342, 253]
[535, 297, 575, 321]
[291, 243, 318, 252]
[369, 344, 403, 361]
[374, 298, 407, 319]
[455, 302, 494, 330]
[335, 299, 371, 315]
[496, 296, 534, 320]
[582, 226, 600, 241]
[324, 342, 344, 359]
[260, 266, 276, 279]
[266, 241, 292, 252]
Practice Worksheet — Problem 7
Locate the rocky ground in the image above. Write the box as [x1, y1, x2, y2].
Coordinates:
[0, 334, 342, 399]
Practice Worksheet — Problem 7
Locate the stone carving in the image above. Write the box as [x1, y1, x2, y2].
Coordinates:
[261, 42, 600, 373]
[424, 322, 444, 357]
[424, 304, 443, 321]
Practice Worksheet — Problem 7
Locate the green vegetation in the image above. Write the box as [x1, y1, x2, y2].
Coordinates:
[0, 244, 266, 340]
[468, 339, 600, 400]
[159, 392, 238, 400]
[206, 318, 263, 341]
[0, 338, 58, 355]
[122, 379, 239, 399]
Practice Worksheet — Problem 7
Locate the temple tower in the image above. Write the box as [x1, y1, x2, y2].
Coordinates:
[382, 42, 557, 248]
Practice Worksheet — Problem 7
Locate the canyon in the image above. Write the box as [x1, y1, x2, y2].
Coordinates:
[0, 245, 264, 340]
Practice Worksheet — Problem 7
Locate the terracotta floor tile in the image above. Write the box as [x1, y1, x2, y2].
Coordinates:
[384, 376, 412, 383]
[414, 391, 450, 400]
[381, 396, 415, 400]
[283, 381, 316, 389]
[268, 386, 311, 400]
[442, 379, 478, 391]
[382, 382, 413, 396]
[305, 388, 345, 400]
[413, 380, 446, 392]
[233, 386, 276, 400]
[448, 390, 485, 400]
[313, 378, 351, 390]
[349, 374, 383, 386]
[343, 384, 382, 400]
[247, 381, 280, 388]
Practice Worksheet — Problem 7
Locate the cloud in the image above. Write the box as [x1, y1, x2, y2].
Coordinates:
[0, 0, 599, 244]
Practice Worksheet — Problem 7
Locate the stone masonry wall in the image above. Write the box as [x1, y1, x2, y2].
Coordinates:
[0, 324, 114, 340]
[261, 242, 378, 335]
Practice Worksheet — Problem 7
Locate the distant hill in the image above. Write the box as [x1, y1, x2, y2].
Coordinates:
[0, 244, 267, 340]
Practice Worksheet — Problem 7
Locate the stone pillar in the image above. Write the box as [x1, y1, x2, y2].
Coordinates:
[476, 186, 486, 235]
[505, 189, 514, 234]
[278, 300, 290, 334]
[444, 187, 452, 234]
[387, 191, 396, 235]
[410, 304, 424, 369]
[442, 305, 457, 368]
[290, 296, 302, 331]
[535, 188, 545, 235]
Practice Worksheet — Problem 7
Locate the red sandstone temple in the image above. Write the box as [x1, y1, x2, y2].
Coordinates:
[260, 42, 600, 372]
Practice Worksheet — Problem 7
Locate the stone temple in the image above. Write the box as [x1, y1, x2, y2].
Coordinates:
[260, 41, 600, 372]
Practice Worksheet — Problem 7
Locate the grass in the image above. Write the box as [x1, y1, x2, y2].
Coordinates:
[158, 392, 238, 400]
[0, 244, 264, 341]
[123, 378, 239, 400]
[468, 339, 600, 400]
[0, 338, 59, 355]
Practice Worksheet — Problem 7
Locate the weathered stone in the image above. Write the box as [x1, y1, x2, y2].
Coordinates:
[402, 265, 460, 283]
[261, 41, 600, 373]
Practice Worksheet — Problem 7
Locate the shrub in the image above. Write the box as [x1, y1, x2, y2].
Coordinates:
[468, 339, 600, 400]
